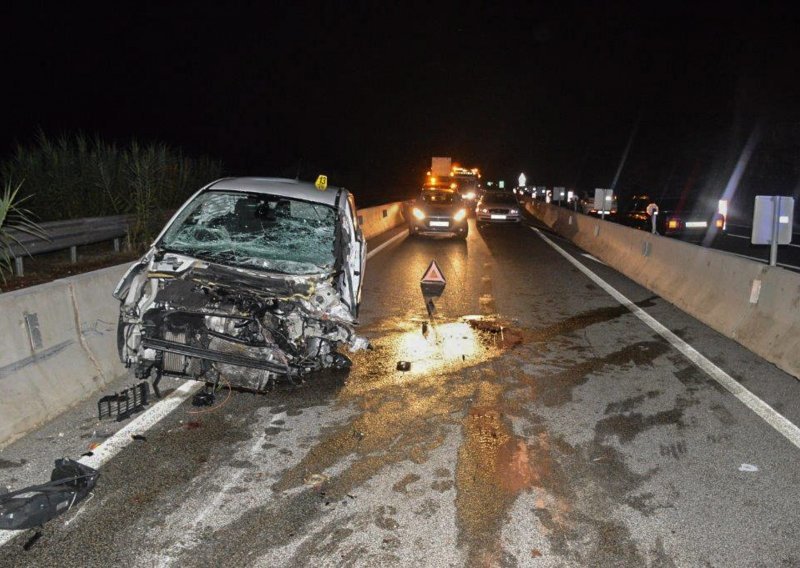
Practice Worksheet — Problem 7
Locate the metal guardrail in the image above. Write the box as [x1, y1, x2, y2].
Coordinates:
[7, 215, 132, 277]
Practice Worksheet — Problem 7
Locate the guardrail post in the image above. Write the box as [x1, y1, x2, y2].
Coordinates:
[114, 238, 121, 252]
[14, 257, 24, 277]
[70, 246, 78, 264]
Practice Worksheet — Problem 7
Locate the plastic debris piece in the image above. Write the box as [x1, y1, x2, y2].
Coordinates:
[23, 531, 43, 550]
[192, 391, 216, 407]
[0, 459, 99, 531]
[738, 463, 758, 472]
[303, 473, 329, 487]
[396, 361, 411, 372]
[98, 381, 150, 421]
[131, 434, 147, 442]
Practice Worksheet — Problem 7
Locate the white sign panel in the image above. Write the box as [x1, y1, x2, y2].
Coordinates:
[751, 196, 794, 245]
[593, 189, 613, 211]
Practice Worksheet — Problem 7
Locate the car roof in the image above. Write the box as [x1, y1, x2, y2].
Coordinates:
[206, 177, 344, 207]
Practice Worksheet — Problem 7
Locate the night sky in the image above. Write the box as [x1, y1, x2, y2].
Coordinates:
[4, 2, 800, 207]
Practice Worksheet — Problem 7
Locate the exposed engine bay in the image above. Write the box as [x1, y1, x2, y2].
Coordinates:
[115, 254, 369, 391]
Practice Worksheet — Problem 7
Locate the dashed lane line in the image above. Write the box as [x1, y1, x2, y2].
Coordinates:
[366, 229, 409, 260]
[532, 226, 800, 451]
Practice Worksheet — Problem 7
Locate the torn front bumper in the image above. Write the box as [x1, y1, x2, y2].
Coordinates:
[114, 252, 368, 391]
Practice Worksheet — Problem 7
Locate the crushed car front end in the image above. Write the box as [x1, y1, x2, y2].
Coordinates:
[113, 178, 368, 391]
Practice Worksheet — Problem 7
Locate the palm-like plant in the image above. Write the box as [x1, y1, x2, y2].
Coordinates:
[0, 181, 47, 283]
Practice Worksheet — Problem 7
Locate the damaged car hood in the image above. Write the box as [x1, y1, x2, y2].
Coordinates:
[114, 251, 368, 390]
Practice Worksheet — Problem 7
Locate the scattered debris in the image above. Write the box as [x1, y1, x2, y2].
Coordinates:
[192, 391, 216, 407]
[532, 548, 543, 558]
[739, 463, 759, 472]
[396, 361, 411, 372]
[0, 459, 99, 531]
[98, 381, 150, 421]
[303, 473, 329, 487]
[131, 434, 148, 442]
[23, 531, 43, 550]
[186, 421, 202, 430]
[81, 451, 94, 457]
[421, 321, 429, 337]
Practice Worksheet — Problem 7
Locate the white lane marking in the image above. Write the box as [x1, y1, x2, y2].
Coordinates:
[0, 380, 203, 547]
[581, 253, 606, 265]
[366, 229, 409, 259]
[531, 227, 800, 451]
[0, 228, 408, 548]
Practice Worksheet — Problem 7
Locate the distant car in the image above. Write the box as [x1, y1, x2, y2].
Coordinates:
[112, 177, 368, 393]
[579, 192, 618, 217]
[409, 189, 469, 239]
[616, 194, 725, 240]
[476, 192, 521, 227]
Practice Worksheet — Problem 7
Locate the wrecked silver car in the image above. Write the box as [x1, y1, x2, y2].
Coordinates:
[113, 177, 368, 392]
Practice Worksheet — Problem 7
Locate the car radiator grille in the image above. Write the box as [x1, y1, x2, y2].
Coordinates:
[162, 330, 187, 373]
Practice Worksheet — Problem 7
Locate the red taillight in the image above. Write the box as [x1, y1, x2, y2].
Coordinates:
[667, 218, 680, 230]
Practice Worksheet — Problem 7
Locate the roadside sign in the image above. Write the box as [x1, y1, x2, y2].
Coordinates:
[593, 188, 613, 219]
[752, 195, 795, 266]
[498, 181, 505, 189]
[646, 203, 659, 216]
[420, 260, 446, 298]
[752, 196, 794, 245]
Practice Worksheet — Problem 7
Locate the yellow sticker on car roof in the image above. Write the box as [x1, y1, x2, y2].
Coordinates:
[315, 175, 328, 191]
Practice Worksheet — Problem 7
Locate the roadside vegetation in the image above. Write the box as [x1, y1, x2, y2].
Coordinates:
[0, 181, 47, 282]
[1, 131, 222, 251]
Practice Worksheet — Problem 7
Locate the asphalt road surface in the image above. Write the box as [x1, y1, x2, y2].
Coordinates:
[1, 217, 800, 567]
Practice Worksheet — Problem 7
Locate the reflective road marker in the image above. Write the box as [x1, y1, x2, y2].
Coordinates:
[532, 227, 800, 451]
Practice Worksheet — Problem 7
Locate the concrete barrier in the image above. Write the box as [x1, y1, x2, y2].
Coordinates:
[525, 201, 800, 379]
[357, 202, 408, 240]
[0, 202, 408, 448]
[0, 265, 128, 447]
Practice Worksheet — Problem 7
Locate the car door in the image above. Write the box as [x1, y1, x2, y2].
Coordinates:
[342, 193, 365, 317]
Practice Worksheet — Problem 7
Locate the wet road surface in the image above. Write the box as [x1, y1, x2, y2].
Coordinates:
[2, 218, 800, 566]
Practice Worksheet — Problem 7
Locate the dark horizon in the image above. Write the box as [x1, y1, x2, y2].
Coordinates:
[3, 2, 800, 212]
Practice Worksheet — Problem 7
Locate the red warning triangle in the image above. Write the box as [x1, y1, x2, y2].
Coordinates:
[421, 260, 446, 285]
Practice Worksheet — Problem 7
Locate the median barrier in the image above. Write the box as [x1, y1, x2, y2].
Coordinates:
[0, 266, 127, 447]
[0, 202, 408, 447]
[357, 202, 408, 240]
[525, 201, 800, 379]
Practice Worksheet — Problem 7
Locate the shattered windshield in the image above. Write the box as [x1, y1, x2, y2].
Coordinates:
[160, 191, 337, 274]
